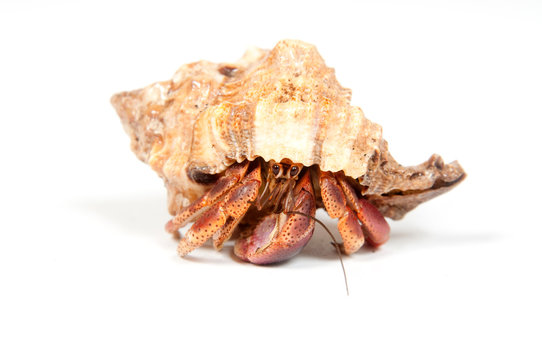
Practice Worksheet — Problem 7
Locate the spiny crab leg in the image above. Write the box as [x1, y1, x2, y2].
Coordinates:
[165, 161, 249, 234]
[335, 173, 390, 247]
[320, 171, 390, 253]
[319, 171, 366, 255]
[177, 163, 262, 257]
[234, 171, 316, 264]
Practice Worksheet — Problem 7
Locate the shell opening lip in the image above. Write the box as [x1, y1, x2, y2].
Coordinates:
[188, 169, 220, 184]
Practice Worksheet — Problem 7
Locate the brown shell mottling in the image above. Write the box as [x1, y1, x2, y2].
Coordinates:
[111, 40, 465, 219]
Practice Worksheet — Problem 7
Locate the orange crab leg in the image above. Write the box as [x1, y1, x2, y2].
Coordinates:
[234, 171, 316, 264]
[165, 161, 250, 233]
[177, 163, 261, 256]
[336, 173, 390, 247]
[212, 166, 263, 250]
[319, 171, 365, 255]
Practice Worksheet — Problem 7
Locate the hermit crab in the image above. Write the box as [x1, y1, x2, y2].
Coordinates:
[111, 40, 465, 265]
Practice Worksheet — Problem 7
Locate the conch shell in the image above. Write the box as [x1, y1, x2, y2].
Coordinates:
[111, 40, 465, 220]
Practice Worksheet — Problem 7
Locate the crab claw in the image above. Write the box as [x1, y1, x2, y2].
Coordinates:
[336, 173, 390, 247]
[320, 171, 365, 255]
[356, 198, 390, 247]
[234, 172, 316, 264]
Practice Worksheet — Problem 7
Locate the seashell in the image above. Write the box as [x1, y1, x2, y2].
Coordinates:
[111, 40, 465, 263]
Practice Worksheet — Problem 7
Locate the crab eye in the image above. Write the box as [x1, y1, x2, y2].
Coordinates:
[289, 166, 300, 177]
[272, 164, 281, 176]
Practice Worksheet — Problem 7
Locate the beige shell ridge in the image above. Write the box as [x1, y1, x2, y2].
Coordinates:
[111, 39, 465, 219]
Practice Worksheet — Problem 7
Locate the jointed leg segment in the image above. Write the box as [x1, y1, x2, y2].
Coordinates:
[165, 161, 250, 234]
[319, 172, 365, 254]
[172, 162, 261, 257]
[320, 171, 390, 254]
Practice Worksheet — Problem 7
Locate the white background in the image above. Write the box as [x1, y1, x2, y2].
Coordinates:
[1, 0, 541, 359]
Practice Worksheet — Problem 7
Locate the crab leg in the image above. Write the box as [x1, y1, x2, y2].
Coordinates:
[336, 173, 390, 247]
[319, 171, 366, 255]
[165, 161, 249, 233]
[234, 171, 316, 264]
[177, 163, 261, 256]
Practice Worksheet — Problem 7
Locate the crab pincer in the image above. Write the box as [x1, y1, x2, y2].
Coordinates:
[320, 171, 390, 253]
[234, 171, 316, 264]
[335, 173, 390, 247]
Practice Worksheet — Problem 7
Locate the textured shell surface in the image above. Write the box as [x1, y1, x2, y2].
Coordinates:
[111, 40, 465, 219]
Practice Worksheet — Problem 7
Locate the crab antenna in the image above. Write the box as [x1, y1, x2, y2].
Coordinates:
[286, 211, 350, 296]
